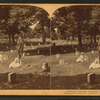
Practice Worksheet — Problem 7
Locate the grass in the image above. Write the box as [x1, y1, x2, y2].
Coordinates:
[0, 73, 50, 89]
[50, 47, 100, 89]
[0, 39, 100, 89]
[0, 47, 50, 74]
[51, 51, 100, 76]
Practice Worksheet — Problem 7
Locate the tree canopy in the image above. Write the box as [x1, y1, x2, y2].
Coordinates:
[51, 5, 100, 47]
[0, 5, 50, 44]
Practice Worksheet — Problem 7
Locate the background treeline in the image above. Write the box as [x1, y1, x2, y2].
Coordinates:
[51, 5, 100, 47]
[0, 5, 50, 44]
[1, 5, 100, 48]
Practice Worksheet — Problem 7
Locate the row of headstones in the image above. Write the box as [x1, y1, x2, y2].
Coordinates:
[8, 72, 95, 84]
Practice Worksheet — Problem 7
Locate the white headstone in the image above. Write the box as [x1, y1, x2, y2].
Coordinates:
[10, 50, 13, 53]
[59, 59, 65, 65]
[42, 63, 48, 70]
[91, 50, 94, 53]
[8, 73, 16, 84]
[27, 53, 30, 56]
[87, 73, 95, 84]
[56, 54, 61, 59]
[75, 51, 80, 55]
[23, 53, 25, 57]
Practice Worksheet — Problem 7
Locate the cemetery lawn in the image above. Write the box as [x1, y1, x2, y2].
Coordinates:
[1, 45, 99, 76]
[0, 45, 51, 89]
[0, 44, 100, 89]
[0, 44, 51, 74]
[51, 50, 100, 89]
[51, 50, 100, 76]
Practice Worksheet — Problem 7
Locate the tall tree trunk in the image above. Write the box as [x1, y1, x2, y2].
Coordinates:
[41, 24, 46, 44]
[93, 33, 96, 43]
[77, 21, 82, 47]
[12, 33, 15, 42]
[8, 33, 11, 44]
[90, 33, 93, 43]
[93, 25, 97, 43]
[78, 32, 82, 47]
[72, 33, 75, 41]
[42, 34, 46, 44]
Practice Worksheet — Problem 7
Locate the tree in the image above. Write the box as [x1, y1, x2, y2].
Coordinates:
[0, 6, 11, 43]
[51, 7, 76, 40]
[7, 5, 50, 44]
[68, 5, 92, 47]
[89, 6, 100, 44]
[51, 5, 92, 47]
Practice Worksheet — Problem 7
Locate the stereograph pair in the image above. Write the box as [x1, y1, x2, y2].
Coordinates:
[0, 4, 100, 95]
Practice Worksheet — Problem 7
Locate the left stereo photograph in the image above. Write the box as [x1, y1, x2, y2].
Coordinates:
[0, 5, 51, 89]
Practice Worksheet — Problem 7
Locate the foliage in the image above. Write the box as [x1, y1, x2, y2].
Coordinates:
[0, 5, 50, 43]
[51, 5, 100, 46]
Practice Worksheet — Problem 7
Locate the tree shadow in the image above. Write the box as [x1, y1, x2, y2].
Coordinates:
[51, 73, 100, 89]
[24, 46, 50, 56]
[51, 43, 98, 55]
[24, 43, 98, 56]
[0, 42, 17, 52]
[0, 41, 98, 56]
[0, 73, 50, 89]
[1, 72, 100, 89]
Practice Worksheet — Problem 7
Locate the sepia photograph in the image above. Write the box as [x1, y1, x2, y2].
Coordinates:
[51, 5, 100, 89]
[0, 4, 100, 95]
[0, 5, 50, 89]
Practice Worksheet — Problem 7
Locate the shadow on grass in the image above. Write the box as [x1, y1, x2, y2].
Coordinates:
[1, 73, 100, 89]
[0, 42, 17, 52]
[25, 41, 50, 46]
[25, 43, 98, 56]
[51, 73, 100, 89]
[0, 41, 98, 56]
[51, 43, 98, 55]
[0, 73, 50, 89]
[25, 47, 51, 56]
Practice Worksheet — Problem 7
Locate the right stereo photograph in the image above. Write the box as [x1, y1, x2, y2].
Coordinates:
[50, 5, 100, 89]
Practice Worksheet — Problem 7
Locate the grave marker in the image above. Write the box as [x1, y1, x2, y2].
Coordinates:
[87, 73, 96, 84]
[37, 50, 40, 54]
[56, 54, 61, 59]
[91, 50, 94, 53]
[59, 59, 65, 65]
[23, 52, 26, 57]
[42, 63, 50, 72]
[27, 53, 30, 56]
[10, 50, 13, 53]
[8, 73, 16, 84]
[75, 51, 80, 55]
